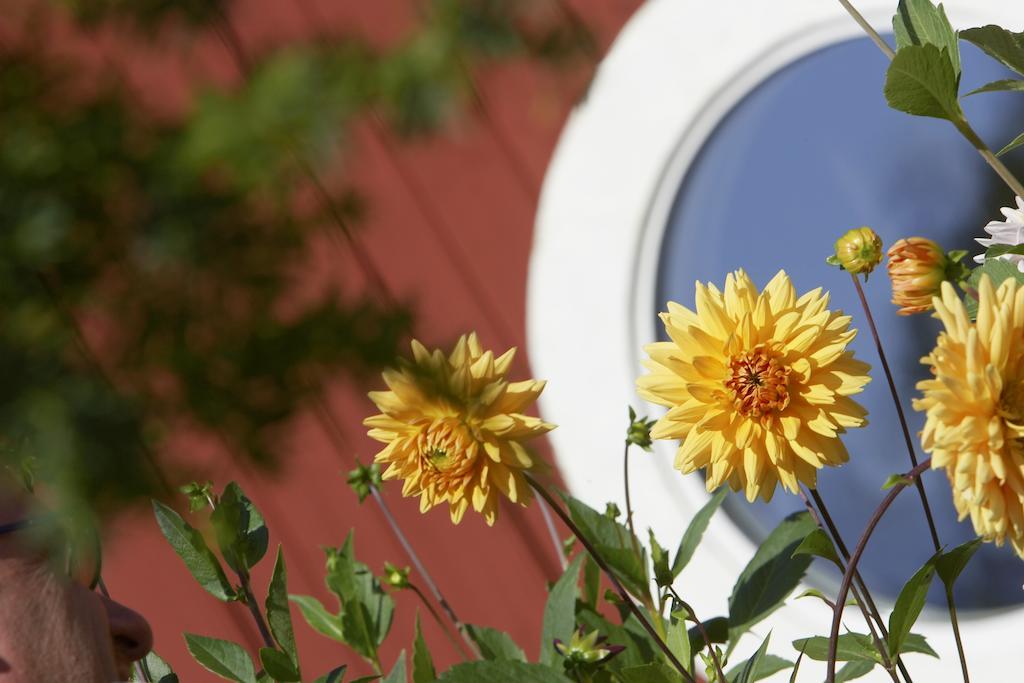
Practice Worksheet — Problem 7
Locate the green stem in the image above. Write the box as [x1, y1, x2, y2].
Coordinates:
[836, 0, 1024, 198]
[826, 460, 932, 683]
[238, 573, 276, 650]
[946, 586, 970, 683]
[850, 275, 969, 681]
[622, 443, 642, 566]
[837, 0, 895, 58]
[955, 119, 1024, 198]
[802, 489, 905, 683]
[409, 583, 475, 661]
[525, 474, 695, 683]
[667, 588, 725, 683]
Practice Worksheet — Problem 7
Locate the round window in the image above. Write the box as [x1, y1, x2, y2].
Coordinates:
[656, 36, 1024, 609]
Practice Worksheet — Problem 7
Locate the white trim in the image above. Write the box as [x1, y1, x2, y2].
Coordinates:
[529, 1, 1023, 679]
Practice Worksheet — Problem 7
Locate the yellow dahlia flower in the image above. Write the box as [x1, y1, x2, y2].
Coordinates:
[637, 270, 871, 502]
[364, 333, 553, 525]
[915, 277, 1024, 556]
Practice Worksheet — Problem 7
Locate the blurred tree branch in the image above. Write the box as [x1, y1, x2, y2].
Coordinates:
[0, 0, 591, 512]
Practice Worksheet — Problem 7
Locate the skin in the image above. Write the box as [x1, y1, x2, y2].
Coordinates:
[0, 488, 153, 682]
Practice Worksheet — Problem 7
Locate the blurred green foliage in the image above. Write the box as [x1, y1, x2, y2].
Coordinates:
[1, 0, 590, 513]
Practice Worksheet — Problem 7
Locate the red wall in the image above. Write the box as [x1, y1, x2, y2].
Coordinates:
[14, 0, 643, 678]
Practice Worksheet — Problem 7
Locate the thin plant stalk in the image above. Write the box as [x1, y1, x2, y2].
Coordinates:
[537, 494, 569, 570]
[850, 275, 968, 681]
[837, 0, 895, 58]
[850, 276, 940, 548]
[836, 0, 1024, 198]
[946, 584, 970, 681]
[238, 576, 276, 650]
[368, 484, 482, 660]
[667, 587, 725, 683]
[409, 582, 474, 661]
[525, 474, 696, 683]
[622, 443, 642, 563]
[826, 459, 932, 683]
[802, 489, 906, 683]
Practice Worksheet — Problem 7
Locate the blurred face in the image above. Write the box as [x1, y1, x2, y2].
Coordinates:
[0, 494, 152, 682]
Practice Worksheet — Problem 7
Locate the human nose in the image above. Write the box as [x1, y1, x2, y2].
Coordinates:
[100, 595, 153, 665]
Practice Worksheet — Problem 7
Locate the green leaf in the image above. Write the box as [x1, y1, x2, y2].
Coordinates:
[466, 625, 527, 662]
[727, 653, 793, 683]
[884, 44, 963, 122]
[965, 259, 1024, 318]
[136, 650, 179, 683]
[892, 0, 960, 76]
[184, 634, 257, 683]
[311, 666, 347, 683]
[836, 661, 875, 682]
[648, 529, 673, 587]
[438, 661, 571, 682]
[882, 474, 913, 490]
[732, 633, 772, 683]
[935, 537, 983, 589]
[965, 78, 1024, 96]
[986, 244, 1024, 258]
[728, 512, 817, 643]
[540, 552, 584, 665]
[153, 500, 235, 601]
[791, 633, 881, 663]
[259, 648, 300, 682]
[265, 546, 299, 668]
[323, 532, 395, 659]
[289, 594, 345, 642]
[211, 481, 269, 573]
[794, 588, 857, 610]
[901, 633, 939, 657]
[666, 610, 691, 672]
[997, 131, 1024, 157]
[791, 528, 841, 569]
[617, 662, 679, 683]
[961, 25, 1024, 77]
[412, 615, 436, 683]
[564, 496, 648, 598]
[888, 558, 936, 657]
[341, 603, 383, 662]
[382, 651, 406, 683]
[672, 488, 727, 578]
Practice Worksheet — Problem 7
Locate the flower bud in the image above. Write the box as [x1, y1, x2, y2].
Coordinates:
[830, 227, 883, 276]
[381, 561, 410, 589]
[625, 406, 656, 451]
[553, 628, 625, 667]
[886, 237, 951, 315]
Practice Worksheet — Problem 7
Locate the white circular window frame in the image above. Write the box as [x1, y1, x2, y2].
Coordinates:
[529, 0, 1022, 679]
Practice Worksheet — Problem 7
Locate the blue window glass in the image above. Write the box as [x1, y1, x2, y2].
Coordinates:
[657, 36, 1024, 609]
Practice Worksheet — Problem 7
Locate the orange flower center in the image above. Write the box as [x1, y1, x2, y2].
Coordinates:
[725, 345, 791, 417]
[418, 418, 474, 473]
